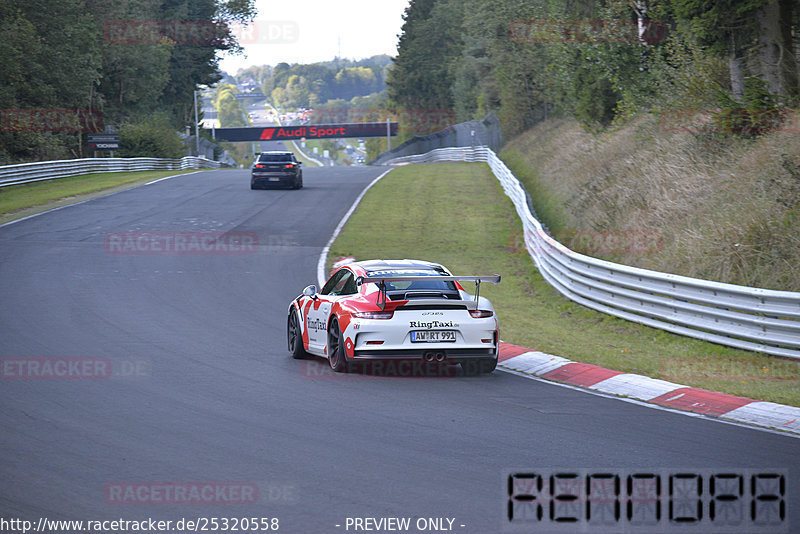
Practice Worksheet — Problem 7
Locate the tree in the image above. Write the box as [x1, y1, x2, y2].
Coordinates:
[118, 113, 184, 157]
[0, 0, 101, 162]
[0, 0, 258, 161]
[387, 0, 461, 112]
[755, 0, 798, 100]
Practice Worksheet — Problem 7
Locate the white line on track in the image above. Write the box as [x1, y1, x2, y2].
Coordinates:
[144, 171, 199, 185]
[316, 167, 394, 287]
[0, 171, 201, 229]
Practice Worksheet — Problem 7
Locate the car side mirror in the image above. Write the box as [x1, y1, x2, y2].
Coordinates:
[302, 284, 317, 298]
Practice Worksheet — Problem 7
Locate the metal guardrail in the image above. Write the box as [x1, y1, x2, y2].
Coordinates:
[384, 146, 800, 359]
[369, 114, 502, 166]
[0, 156, 224, 188]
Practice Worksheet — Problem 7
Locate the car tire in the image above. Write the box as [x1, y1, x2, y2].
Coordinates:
[461, 358, 497, 375]
[250, 182, 259, 190]
[479, 357, 498, 373]
[287, 309, 308, 359]
[327, 318, 347, 373]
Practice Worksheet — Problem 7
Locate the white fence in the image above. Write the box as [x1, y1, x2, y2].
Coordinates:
[384, 146, 800, 359]
[0, 157, 225, 188]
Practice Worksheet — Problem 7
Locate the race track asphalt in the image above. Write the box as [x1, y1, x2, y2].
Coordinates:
[0, 161, 797, 534]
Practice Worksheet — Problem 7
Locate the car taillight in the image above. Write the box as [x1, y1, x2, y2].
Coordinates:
[255, 164, 264, 168]
[469, 310, 493, 318]
[352, 311, 394, 320]
[284, 164, 295, 168]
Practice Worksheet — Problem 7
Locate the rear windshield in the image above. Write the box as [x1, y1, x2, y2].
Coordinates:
[258, 153, 294, 162]
[366, 270, 456, 292]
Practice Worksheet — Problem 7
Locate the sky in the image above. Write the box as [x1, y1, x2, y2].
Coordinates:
[218, 0, 411, 74]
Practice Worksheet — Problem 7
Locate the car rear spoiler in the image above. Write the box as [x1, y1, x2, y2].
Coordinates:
[356, 275, 501, 310]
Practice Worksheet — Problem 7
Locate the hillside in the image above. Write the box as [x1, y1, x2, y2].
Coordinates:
[501, 113, 800, 291]
[232, 55, 392, 109]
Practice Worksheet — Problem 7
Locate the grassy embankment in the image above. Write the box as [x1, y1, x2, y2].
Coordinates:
[328, 162, 800, 406]
[501, 115, 800, 291]
[0, 170, 199, 224]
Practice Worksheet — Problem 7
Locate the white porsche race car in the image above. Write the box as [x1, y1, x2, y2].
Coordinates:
[287, 259, 501, 374]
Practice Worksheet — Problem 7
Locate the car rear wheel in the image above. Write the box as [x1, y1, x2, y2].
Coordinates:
[327, 318, 347, 373]
[287, 310, 308, 359]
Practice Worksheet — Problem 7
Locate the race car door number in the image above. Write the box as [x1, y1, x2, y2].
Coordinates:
[411, 330, 456, 342]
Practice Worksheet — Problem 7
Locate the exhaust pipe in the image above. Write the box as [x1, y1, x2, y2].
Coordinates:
[423, 352, 447, 362]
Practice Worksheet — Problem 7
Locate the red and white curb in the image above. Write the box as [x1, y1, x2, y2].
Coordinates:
[498, 342, 800, 436]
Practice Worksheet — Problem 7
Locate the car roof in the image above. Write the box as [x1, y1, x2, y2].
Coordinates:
[258, 151, 293, 155]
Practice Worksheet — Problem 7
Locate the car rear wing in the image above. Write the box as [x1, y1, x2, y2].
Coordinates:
[356, 275, 501, 310]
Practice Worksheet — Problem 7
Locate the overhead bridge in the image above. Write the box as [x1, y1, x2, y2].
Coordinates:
[212, 122, 398, 142]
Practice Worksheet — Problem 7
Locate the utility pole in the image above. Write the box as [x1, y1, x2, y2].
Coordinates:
[193, 90, 200, 156]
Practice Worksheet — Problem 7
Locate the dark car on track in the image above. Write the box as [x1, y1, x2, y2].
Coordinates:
[251, 151, 303, 190]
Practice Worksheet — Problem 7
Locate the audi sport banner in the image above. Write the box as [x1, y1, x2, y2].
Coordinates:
[213, 122, 398, 142]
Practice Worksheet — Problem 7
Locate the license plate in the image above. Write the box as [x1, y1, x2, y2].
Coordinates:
[411, 330, 456, 343]
[268, 177, 280, 182]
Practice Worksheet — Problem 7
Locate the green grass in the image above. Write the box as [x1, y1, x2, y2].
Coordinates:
[501, 149, 572, 235]
[0, 169, 200, 224]
[288, 141, 323, 167]
[329, 162, 800, 406]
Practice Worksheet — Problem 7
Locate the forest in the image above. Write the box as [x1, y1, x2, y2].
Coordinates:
[3, 0, 798, 163]
[0, 0, 256, 163]
[226, 56, 392, 114]
[387, 0, 799, 138]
